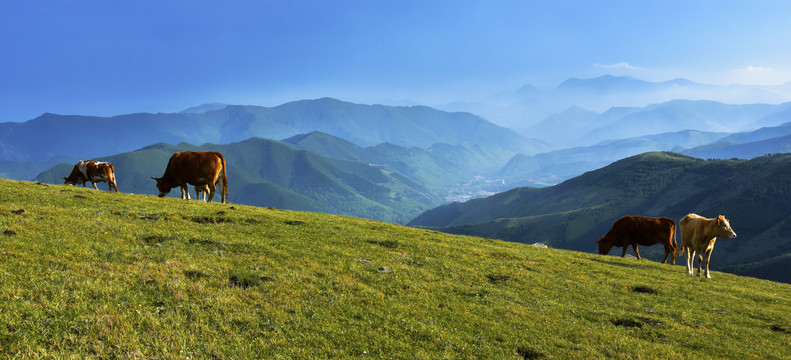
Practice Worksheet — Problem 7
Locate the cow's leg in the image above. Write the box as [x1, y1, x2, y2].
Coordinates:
[217, 178, 226, 204]
[632, 244, 641, 259]
[180, 186, 191, 200]
[206, 185, 216, 203]
[703, 249, 713, 279]
[621, 246, 628, 257]
[686, 248, 694, 275]
[661, 247, 670, 264]
[91, 182, 99, 190]
[696, 250, 704, 276]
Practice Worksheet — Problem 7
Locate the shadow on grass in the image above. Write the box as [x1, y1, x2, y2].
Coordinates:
[588, 256, 647, 269]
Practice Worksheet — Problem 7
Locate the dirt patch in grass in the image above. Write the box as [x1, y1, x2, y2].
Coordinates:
[184, 269, 211, 279]
[630, 286, 658, 295]
[191, 216, 234, 224]
[771, 325, 790, 334]
[284, 220, 306, 225]
[188, 238, 219, 246]
[141, 234, 175, 245]
[516, 347, 543, 360]
[486, 274, 512, 284]
[612, 318, 643, 328]
[367, 239, 399, 248]
[612, 317, 662, 328]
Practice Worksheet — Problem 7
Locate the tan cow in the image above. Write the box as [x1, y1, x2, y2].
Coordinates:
[152, 151, 228, 203]
[63, 160, 119, 192]
[679, 213, 737, 278]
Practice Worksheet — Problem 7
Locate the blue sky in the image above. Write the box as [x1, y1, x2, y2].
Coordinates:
[2, 0, 790, 122]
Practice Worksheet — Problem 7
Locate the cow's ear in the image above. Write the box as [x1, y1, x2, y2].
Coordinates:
[151, 177, 159, 181]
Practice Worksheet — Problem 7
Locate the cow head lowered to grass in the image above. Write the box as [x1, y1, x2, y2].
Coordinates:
[63, 160, 119, 192]
[597, 215, 677, 264]
[152, 151, 228, 203]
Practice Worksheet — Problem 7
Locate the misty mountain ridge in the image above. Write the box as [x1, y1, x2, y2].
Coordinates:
[0, 97, 546, 165]
[440, 74, 791, 140]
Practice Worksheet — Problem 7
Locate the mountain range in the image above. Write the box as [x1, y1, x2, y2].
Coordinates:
[440, 75, 791, 137]
[0, 97, 547, 176]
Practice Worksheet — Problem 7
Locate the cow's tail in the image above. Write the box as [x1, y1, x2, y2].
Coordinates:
[109, 163, 119, 192]
[678, 228, 685, 257]
[220, 153, 229, 204]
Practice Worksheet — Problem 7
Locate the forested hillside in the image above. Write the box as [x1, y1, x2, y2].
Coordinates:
[410, 152, 791, 283]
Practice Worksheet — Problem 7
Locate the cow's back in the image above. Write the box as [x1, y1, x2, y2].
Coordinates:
[166, 151, 223, 184]
[680, 213, 705, 247]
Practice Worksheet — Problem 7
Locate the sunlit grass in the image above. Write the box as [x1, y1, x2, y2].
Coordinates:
[0, 178, 789, 358]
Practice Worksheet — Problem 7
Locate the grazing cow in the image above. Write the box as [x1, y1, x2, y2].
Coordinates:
[679, 213, 737, 278]
[63, 160, 119, 192]
[152, 151, 228, 203]
[597, 216, 677, 264]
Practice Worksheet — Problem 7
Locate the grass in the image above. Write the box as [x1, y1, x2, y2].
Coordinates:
[0, 178, 789, 359]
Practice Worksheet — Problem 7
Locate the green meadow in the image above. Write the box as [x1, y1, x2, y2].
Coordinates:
[0, 178, 789, 359]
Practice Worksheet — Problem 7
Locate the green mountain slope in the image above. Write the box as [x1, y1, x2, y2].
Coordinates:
[285, 131, 510, 193]
[34, 138, 443, 224]
[410, 152, 791, 282]
[0, 98, 547, 165]
[1, 179, 789, 358]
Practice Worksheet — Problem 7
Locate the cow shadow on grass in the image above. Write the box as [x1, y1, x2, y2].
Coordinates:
[588, 256, 649, 269]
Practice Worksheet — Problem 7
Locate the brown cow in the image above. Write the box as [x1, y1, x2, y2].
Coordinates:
[679, 213, 737, 278]
[597, 216, 677, 264]
[152, 151, 228, 203]
[63, 160, 119, 192]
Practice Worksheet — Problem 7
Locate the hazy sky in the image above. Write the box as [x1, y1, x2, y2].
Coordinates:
[2, 0, 790, 122]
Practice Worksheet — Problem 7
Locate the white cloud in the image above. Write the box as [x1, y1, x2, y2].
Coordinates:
[741, 65, 772, 73]
[594, 62, 643, 71]
[724, 65, 791, 86]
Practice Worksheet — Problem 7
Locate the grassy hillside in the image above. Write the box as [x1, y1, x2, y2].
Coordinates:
[1, 178, 790, 358]
[410, 152, 791, 282]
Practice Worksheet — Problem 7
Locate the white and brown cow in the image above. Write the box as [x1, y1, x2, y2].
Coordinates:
[63, 160, 119, 192]
[679, 213, 738, 278]
[152, 151, 228, 203]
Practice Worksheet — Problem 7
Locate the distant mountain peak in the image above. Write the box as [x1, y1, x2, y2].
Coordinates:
[180, 103, 229, 114]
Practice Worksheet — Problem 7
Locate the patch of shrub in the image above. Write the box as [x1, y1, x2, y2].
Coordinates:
[228, 270, 274, 289]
